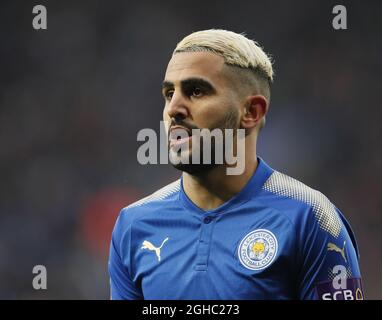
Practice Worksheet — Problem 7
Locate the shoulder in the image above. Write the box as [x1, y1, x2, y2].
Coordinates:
[260, 170, 342, 238]
[115, 179, 181, 230]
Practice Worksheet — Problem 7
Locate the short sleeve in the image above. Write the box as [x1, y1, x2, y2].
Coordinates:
[108, 209, 143, 300]
[297, 207, 364, 300]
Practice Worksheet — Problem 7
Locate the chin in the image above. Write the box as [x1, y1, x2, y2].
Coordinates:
[171, 162, 218, 175]
[169, 146, 219, 175]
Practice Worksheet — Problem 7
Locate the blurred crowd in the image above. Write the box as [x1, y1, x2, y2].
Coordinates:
[0, 0, 381, 299]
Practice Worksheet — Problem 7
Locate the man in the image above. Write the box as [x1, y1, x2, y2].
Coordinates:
[109, 29, 364, 299]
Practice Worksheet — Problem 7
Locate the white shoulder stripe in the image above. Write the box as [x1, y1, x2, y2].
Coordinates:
[127, 180, 180, 209]
[263, 171, 342, 238]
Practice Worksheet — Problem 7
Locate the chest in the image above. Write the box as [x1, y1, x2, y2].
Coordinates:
[127, 209, 297, 299]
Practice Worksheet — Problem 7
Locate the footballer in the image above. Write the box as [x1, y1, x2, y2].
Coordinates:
[108, 29, 364, 300]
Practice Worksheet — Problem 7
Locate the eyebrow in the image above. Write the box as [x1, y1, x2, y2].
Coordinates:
[162, 77, 216, 93]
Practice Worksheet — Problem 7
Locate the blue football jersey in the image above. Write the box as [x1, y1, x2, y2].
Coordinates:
[109, 158, 364, 300]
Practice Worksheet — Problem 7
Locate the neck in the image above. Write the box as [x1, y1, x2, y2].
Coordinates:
[182, 140, 258, 210]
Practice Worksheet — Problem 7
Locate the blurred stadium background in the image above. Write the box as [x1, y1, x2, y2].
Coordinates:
[0, 0, 381, 299]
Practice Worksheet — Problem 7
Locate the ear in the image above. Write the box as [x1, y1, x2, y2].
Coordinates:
[240, 95, 268, 130]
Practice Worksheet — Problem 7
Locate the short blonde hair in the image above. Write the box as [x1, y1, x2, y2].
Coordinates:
[173, 29, 274, 83]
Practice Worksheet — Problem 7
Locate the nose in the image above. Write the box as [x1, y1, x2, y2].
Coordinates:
[165, 90, 189, 120]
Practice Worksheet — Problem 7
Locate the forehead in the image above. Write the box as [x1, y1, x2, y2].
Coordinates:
[164, 51, 227, 85]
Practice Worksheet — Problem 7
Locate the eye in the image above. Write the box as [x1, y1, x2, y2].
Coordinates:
[164, 90, 174, 100]
[191, 87, 203, 97]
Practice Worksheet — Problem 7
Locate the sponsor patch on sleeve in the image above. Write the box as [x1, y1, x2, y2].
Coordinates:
[315, 277, 364, 300]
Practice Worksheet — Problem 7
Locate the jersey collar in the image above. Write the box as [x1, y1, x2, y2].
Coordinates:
[179, 157, 274, 216]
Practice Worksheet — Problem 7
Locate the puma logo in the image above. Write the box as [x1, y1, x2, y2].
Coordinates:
[327, 240, 347, 262]
[141, 237, 169, 262]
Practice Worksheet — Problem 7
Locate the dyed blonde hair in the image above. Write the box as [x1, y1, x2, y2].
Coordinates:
[173, 29, 274, 83]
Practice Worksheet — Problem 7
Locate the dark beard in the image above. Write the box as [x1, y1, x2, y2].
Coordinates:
[171, 138, 219, 175]
[169, 107, 239, 175]
[172, 162, 217, 175]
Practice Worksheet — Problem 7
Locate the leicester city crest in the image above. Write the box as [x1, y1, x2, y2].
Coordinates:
[238, 229, 278, 271]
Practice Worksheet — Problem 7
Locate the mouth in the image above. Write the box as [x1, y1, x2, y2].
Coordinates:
[169, 126, 192, 148]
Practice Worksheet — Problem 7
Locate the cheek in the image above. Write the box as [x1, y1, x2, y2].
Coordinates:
[163, 108, 170, 122]
[194, 99, 238, 128]
[162, 110, 171, 131]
